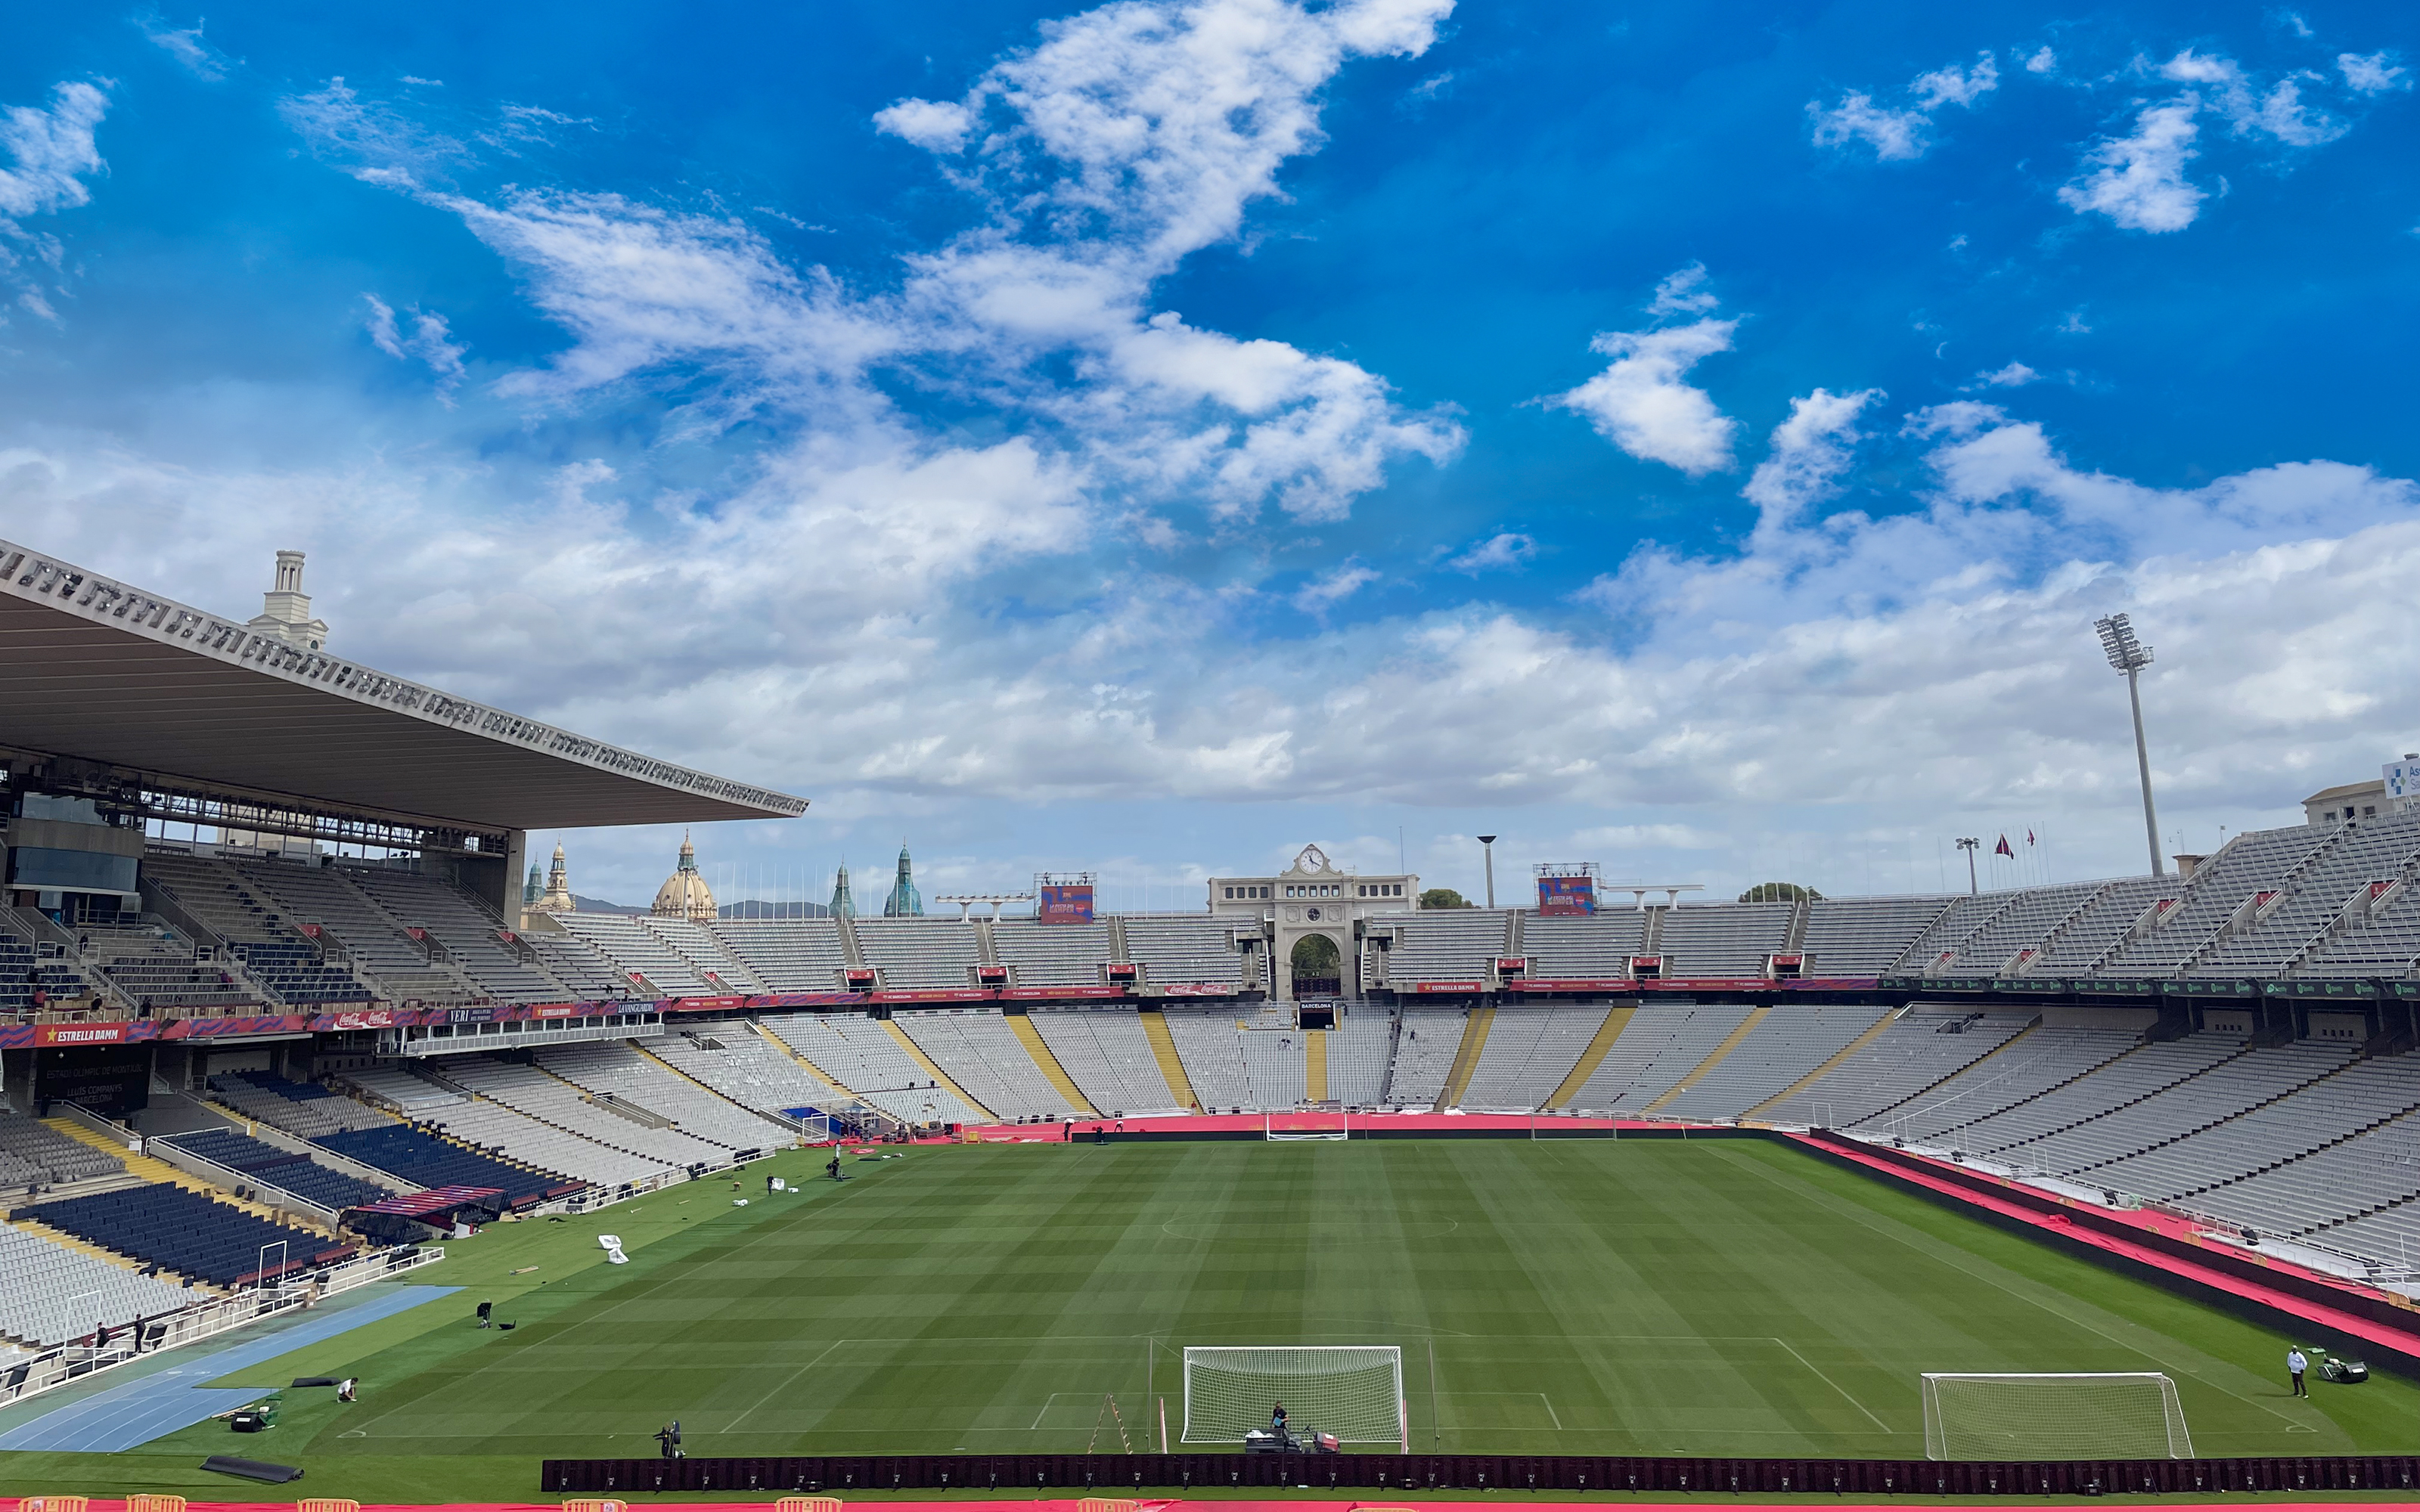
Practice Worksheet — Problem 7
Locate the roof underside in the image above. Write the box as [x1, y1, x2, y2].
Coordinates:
[0, 540, 805, 833]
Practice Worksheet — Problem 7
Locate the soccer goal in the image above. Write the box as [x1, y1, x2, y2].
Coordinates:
[1183, 1345, 1405, 1448]
[1920, 1372, 2193, 1460]
[1265, 1110, 1348, 1141]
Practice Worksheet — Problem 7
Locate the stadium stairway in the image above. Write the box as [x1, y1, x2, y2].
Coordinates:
[1547, 1003, 1636, 1109]
[1305, 1029, 1328, 1101]
[1007, 1013, 1097, 1115]
[1138, 1010, 1198, 1111]
[1438, 1006, 1495, 1109]
[1642, 1004, 1771, 1114]
[877, 1020, 996, 1122]
[1741, 1005, 1908, 1123]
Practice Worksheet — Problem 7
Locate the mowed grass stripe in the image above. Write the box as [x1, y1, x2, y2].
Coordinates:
[289, 1141, 2418, 1460]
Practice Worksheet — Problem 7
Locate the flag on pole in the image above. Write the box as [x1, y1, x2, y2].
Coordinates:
[2027, 828, 2036, 846]
[1994, 835, 2014, 858]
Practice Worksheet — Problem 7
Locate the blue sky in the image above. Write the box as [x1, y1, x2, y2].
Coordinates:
[2, 0, 2417, 909]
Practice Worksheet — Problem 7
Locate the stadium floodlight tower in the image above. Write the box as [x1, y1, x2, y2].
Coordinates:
[2093, 612, 2164, 878]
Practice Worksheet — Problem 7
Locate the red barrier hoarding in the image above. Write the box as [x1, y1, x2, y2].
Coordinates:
[1537, 874, 1596, 916]
[1038, 882, 1095, 925]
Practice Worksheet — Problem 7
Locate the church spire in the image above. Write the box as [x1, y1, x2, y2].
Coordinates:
[883, 840, 923, 917]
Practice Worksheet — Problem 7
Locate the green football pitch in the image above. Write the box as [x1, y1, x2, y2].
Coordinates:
[2, 1136, 2414, 1501]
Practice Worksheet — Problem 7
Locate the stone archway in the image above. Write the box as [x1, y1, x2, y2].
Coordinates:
[1288, 932, 1342, 997]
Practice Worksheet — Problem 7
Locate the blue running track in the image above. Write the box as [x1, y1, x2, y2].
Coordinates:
[0, 1284, 456, 1452]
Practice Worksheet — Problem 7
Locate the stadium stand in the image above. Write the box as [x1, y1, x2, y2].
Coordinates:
[1162, 1007, 1252, 1110]
[1120, 916, 1245, 989]
[894, 1009, 1077, 1120]
[641, 918, 770, 993]
[225, 857, 476, 1003]
[1325, 1009, 1397, 1105]
[1563, 1004, 1751, 1114]
[0, 1114, 126, 1189]
[208, 1071, 392, 1139]
[533, 1040, 796, 1151]
[556, 913, 712, 995]
[341, 1067, 467, 1116]
[0, 922, 102, 1016]
[1938, 881, 2108, 976]
[1799, 897, 1948, 977]
[342, 866, 569, 1001]
[759, 1013, 987, 1124]
[1946, 1034, 2251, 1155]
[436, 1057, 730, 1176]
[1990, 1040, 2353, 1176]
[1886, 893, 2008, 975]
[1754, 1009, 2033, 1127]
[2195, 811, 2420, 975]
[2085, 1049, 2420, 1201]
[1238, 1023, 1308, 1109]
[2028, 877, 2181, 974]
[1376, 911, 1510, 989]
[642, 1028, 839, 1124]
[1382, 1006, 1474, 1107]
[2099, 825, 2337, 974]
[524, 929, 631, 996]
[150, 1129, 391, 1212]
[992, 921, 1113, 987]
[1522, 914, 1647, 978]
[78, 922, 256, 1012]
[314, 1124, 576, 1207]
[1459, 1005, 1611, 1111]
[1861, 1027, 2141, 1142]
[855, 918, 981, 990]
[140, 852, 374, 1005]
[715, 919, 847, 990]
[18, 1184, 352, 1287]
[0, 1222, 200, 1345]
[1658, 1004, 1895, 1120]
[1658, 903, 1792, 977]
[1029, 1009, 1182, 1116]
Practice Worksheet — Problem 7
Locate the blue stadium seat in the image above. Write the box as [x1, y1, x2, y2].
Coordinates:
[20, 1183, 354, 1287]
[315, 1124, 582, 1208]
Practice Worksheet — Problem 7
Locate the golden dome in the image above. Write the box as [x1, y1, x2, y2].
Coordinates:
[651, 832, 717, 924]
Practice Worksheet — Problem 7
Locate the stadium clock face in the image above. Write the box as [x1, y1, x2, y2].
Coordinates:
[1308, 907, 1322, 920]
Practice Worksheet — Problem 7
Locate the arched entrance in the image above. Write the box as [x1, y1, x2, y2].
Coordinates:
[1289, 933, 1342, 997]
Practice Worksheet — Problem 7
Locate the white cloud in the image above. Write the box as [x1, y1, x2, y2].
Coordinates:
[362, 293, 469, 398]
[1972, 361, 2039, 387]
[141, 18, 229, 81]
[873, 98, 975, 153]
[1294, 560, 1379, 612]
[2156, 49, 2344, 147]
[2059, 98, 2204, 232]
[2024, 47, 2058, 75]
[1446, 532, 1536, 573]
[1647, 262, 1717, 318]
[0, 82, 109, 225]
[294, 0, 1461, 524]
[1547, 317, 1740, 476]
[1741, 387, 1879, 536]
[2340, 51, 2410, 94]
[1809, 51, 1997, 161]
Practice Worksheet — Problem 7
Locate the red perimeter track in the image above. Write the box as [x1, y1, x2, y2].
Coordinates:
[38, 1501, 2402, 1511]
[1788, 1130, 2420, 1369]
[957, 1112, 1643, 1139]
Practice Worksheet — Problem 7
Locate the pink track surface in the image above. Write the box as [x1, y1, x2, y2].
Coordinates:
[1794, 1132, 2420, 1359]
[34, 1501, 2403, 1511]
[959, 1112, 1673, 1139]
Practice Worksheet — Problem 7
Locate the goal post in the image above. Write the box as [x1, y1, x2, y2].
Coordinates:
[1920, 1372, 2192, 1461]
[1265, 1110, 1348, 1141]
[1182, 1345, 1405, 1448]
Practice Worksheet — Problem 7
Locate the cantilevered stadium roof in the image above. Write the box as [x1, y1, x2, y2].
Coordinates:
[0, 538, 806, 833]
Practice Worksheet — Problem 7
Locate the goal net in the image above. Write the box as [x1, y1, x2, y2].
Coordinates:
[1182, 1345, 1404, 1446]
[1921, 1372, 2192, 1460]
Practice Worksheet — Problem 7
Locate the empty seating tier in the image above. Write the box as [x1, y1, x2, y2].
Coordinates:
[0, 1115, 125, 1188]
[0, 1221, 200, 1346]
[1459, 1005, 1612, 1111]
[19, 1184, 352, 1287]
[1029, 1009, 1182, 1115]
[209, 1071, 392, 1139]
[894, 1009, 1077, 1120]
[760, 1015, 988, 1125]
[315, 1124, 581, 1208]
[1658, 1004, 1893, 1120]
[152, 1129, 391, 1212]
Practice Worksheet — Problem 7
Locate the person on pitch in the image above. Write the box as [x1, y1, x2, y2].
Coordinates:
[1270, 1402, 1287, 1434]
[2288, 1346, 2310, 1397]
[827, 1154, 842, 1180]
[657, 1419, 683, 1458]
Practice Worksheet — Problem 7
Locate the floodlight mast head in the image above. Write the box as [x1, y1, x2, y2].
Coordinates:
[2095, 613, 2153, 674]
[2094, 612, 2165, 877]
